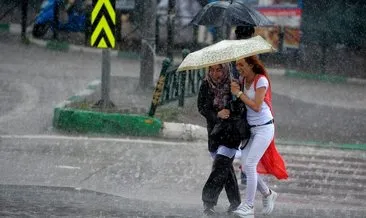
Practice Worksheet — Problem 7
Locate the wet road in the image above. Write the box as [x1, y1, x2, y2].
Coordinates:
[0, 135, 365, 217]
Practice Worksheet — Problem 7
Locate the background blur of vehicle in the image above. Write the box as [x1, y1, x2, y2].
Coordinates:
[32, 0, 87, 38]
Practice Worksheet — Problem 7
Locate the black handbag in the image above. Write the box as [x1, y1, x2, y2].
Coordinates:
[229, 99, 250, 140]
[210, 100, 250, 148]
[210, 118, 242, 148]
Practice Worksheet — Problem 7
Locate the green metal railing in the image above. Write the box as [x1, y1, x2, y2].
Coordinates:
[160, 65, 205, 107]
[148, 49, 206, 117]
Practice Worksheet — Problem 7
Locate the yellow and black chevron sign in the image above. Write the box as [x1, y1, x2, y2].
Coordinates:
[91, 0, 116, 48]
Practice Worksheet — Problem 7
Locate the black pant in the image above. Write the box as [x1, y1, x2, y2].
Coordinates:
[202, 154, 241, 208]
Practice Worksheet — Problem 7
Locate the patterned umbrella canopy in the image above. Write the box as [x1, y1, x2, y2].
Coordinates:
[177, 36, 275, 72]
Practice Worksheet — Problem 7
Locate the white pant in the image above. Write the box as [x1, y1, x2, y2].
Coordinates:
[241, 124, 274, 207]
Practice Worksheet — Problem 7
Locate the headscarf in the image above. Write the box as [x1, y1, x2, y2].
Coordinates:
[205, 63, 231, 110]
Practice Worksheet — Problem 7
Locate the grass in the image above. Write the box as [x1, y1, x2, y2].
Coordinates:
[154, 107, 180, 122]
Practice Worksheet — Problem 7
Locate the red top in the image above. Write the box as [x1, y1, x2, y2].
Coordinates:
[252, 74, 288, 180]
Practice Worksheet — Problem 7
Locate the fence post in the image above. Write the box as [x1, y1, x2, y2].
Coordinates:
[163, 72, 170, 103]
[188, 71, 194, 94]
[192, 25, 198, 49]
[21, 0, 28, 41]
[196, 68, 205, 93]
[148, 58, 172, 117]
[178, 49, 190, 107]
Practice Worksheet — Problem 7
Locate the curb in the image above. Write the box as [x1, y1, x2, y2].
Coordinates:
[284, 69, 366, 85]
[161, 122, 207, 141]
[267, 68, 366, 85]
[0, 23, 10, 32]
[267, 68, 286, 76]
[275, 139, 366, 151]
[53, 80, 162, 137]
[163, 122, 366, 151]
[1, 23, 32, 34]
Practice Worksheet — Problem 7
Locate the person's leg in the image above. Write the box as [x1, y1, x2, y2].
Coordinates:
[239, 137, 253, 186]
[257, 175, 270, 196]
[234, 126, 279, 217]
[241, 171, 247, 185]
[241, 140, 270, 195]
[232, 136, 255, 218]
[224, 162, 241, 212]
[239, 140, 249, 185]
[243, 125, 274, 207]
[202, 154, 234, 212]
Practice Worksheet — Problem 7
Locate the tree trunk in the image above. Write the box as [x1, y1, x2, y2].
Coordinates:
[139, 0, 157, 90]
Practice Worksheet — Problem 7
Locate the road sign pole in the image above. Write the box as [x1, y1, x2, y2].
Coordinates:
[101, 49, 111, 109]
[91, 0, 116, 109]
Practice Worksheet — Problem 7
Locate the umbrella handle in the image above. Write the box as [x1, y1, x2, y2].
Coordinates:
[229, 62, 240, 101]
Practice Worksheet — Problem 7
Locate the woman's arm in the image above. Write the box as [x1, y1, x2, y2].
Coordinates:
[231, 82, 266, 112]
[238, 87, 266, 112]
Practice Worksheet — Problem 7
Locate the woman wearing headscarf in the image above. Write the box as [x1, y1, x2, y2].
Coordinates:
[197, 63, 242, 216]
[230, 56, 288, 217]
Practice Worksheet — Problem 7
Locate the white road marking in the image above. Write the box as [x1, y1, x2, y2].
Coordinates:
[56, 165, 81, 170]
[0, 134, 201, 146]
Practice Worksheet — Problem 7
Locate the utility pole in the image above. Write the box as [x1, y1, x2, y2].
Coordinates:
[139, 0, 157, 90]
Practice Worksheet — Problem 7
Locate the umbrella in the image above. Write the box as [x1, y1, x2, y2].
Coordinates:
[191, 0, 273, 27]
[177, 35, 275, 72]
[190, 1, 230, 27]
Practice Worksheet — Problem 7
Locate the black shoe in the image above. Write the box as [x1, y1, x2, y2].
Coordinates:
[203, 207, 215, 216]
[227, 203, 240, 214]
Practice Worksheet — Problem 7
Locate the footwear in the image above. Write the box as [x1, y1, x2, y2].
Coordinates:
[233, 203, 254, 217]
[203, 207, 215, 216]
[262, 189, 278, 215]
[227, 203, 240, 213]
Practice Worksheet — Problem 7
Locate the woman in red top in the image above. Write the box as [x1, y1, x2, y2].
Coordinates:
[230, 55, 288, 217]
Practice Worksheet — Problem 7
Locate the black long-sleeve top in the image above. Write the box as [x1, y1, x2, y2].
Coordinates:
[197, 80, 243, 152]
